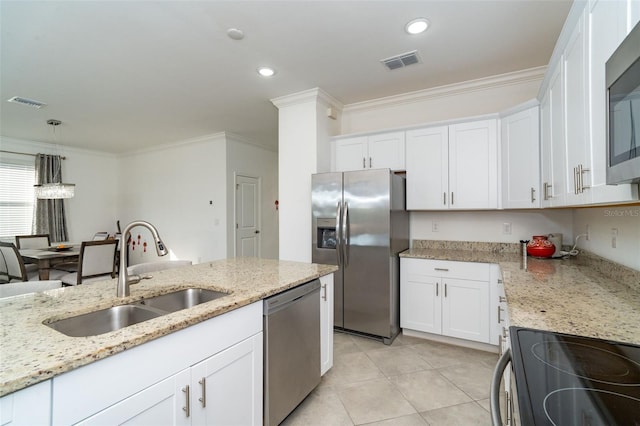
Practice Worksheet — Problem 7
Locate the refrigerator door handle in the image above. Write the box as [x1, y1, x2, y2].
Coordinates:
[336, 201, 342, 266]
[342, 201, 349, 267]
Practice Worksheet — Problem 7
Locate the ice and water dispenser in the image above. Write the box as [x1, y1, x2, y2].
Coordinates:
[316, 218, 337, 249]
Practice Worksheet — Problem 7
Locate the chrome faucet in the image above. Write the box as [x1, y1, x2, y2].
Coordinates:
[117, 220, 168, 297]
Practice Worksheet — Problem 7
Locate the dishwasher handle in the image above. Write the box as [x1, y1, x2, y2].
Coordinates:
[264, 279, 321, 314]
[491, 348, 511, 426]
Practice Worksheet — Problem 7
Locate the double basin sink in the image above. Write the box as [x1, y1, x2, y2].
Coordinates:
[46, 288, 229, 337]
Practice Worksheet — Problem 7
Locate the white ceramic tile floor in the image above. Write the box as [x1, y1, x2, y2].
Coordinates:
[281, 332, 498, 426]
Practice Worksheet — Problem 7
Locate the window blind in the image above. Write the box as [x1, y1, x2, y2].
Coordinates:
[0, 157, 35, 238]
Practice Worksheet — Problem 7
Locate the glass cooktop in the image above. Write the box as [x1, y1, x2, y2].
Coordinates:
[510, 327, 640, 425]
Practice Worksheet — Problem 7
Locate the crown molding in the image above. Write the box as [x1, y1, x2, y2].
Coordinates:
[343, 66, 547, 114]
[271, 87, 344, 111]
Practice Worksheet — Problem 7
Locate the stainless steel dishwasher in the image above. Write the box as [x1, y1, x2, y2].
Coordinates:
[263, 279, 321, 426]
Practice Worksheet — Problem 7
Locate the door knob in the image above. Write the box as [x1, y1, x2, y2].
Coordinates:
[255, 230, 260, 234]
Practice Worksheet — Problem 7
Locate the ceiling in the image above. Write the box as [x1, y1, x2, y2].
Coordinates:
[0, 0, 572, 154]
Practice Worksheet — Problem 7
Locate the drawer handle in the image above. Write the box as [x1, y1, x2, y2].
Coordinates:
[199, 377, 206, 408]
[444, 283, 448, 297]
[182, 385, 190, 417]
[436, 282, 439, 297]
[498, 306, 503, 323]
[322, 283, 327, 301]
[434, 267, 449, 272]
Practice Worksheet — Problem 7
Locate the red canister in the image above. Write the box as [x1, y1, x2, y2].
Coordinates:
[526, 235, 556, 258]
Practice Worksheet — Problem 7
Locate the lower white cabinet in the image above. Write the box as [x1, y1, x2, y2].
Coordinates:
[52, 302, 263, 425]
[0, 380, 51, 426]
[320, 274, 334, 376]
[400, 258, 494, 344]
[79, 334, 263, 426]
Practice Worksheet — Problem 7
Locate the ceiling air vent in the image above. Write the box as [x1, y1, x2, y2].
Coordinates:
[7, 96, 47, 109]
[381, 50, 421, 71]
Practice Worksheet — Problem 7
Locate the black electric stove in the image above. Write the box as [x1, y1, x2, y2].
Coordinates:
[510, 327, 640, 425]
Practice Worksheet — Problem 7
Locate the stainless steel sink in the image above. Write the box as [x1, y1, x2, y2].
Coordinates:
[46, 288, 229, 337]
[134, 288, 228, 313]
[46, 305, 163, 337]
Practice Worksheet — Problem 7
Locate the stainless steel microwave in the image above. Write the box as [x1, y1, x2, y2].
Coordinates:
[606, 21, 640, 184]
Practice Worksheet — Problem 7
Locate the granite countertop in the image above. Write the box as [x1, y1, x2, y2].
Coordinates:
[0, 258, 337, 397]
[401, 246, 640, 346]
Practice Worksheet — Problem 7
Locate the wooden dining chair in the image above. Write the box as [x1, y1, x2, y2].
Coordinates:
[0, 241, 42, 282]
[92, 232, 109, 241]
[61, 240, 118, 286]
[15, 234, 51, 249]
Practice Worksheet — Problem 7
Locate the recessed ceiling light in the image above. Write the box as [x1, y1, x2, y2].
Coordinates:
[227, 28, 244, 40]
[405, 18, 430, 35]
[257, 67, 275, 77]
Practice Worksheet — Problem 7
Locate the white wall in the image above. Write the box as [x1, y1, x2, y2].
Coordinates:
[0, 137, 118, 242]
[118, 134, 228, 264]
[341, 67, 544, 136]
[572, 205, 640, 270]
[410, 210, 574, 246]
[226, 135, 279, 259]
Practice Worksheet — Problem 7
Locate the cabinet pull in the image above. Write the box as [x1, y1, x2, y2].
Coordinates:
[198, 377, 207, 408]
[322, 283, 327, 301]
[451, 192, 454, 205]
[362, 157, 366, 169]
[436, 282, 439, 297]
[498, 334, 503, 356]
[182, 385, 190, 417]
[530, 187, 536, 203]
[434, 267, 449, 272]
[543, 182, 552, 200]
[506, 390, 512, 425]
[498, 306, 503, 323]
[443, 192, 447, 205]
[497, 279, 503, 284]
[444, 283, 448, 297]
[573, 166, 579, 194]
[499, 296, 507, 303]
[369, 157, 372, 168]
[578, 164, 590, 193]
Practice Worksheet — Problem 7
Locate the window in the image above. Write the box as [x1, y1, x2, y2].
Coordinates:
[0, 156, 35, 238]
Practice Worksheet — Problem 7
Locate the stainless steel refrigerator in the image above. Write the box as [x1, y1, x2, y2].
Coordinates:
[311, 168, 409, 344]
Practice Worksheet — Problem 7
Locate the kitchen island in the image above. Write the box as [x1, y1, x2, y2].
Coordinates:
[400, 242, 640, 345]
[0, 257, 337, 397]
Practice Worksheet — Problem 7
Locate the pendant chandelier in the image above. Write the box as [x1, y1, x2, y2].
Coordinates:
[34, 119, 75, 199]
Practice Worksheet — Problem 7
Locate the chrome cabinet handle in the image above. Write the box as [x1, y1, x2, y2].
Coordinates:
[498, 306, 503, 323]
[451, 192, 454, 205]
[369, 157, 372, 168]
[443, 192, 447, 205]
[444, 283, 448, 297]
[530, 187, 536, 203]
[543, 182, 552, 200]
[322, 283, 327, 301]
[436, 282, 439, 297]
[434, 267, 449, 272]
[499, 296, 507, 303]
[342, 202, 349, 267]
[577, 164, 590, 193]
[182, 385, 190, 417]
[573, 166, 579, 194]
[198, 377, 207, 408]
[362, 157, 366, 168]
[498, 334, 503, 356]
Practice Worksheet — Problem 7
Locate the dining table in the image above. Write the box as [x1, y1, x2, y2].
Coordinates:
[19, 246, 80, 280]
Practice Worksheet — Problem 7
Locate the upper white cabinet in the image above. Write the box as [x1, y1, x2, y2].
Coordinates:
[406, 118, 498, 210]
[501, 105, 540, 209]
[539, 0, 639, 207]
[334, 131, 405, 172]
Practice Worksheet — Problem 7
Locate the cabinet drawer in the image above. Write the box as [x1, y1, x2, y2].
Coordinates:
[402, 258, 491, 281]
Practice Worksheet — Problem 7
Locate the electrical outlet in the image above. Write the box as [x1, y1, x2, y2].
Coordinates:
[432, 221, 439, 232]
[502, 222, 512, 235]
[611, 228, 618, 249]
[586, 224, 591, 241]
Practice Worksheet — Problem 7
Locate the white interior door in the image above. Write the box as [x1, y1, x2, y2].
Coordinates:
[235, 175, 260, 258]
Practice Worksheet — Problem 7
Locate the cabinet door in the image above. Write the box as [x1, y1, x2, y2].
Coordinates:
[587, 0, 639, 204]
[191, 334, 263, 426]
[320, 274, 334, 376]
[78, 369, 191, 426]
[441, 278, 490, 343]
[501, 106, 540, 208]
[368, 131, 405, 170]
[400, 259, 441, 334]
[334, 136, 368, 172]
[406, 126, 449, 210]
[544, 63, 567, 207]
[0, 380, 51, 426]
[449, 119, 498, 209]
[563, 11, 592, 205]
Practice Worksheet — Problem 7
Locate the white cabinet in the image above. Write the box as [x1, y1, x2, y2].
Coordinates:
[52, 302, 263, 425]
[400, 258, 492, 344]
[539, 0, 639, 207]
[334, 131, 405, 172]
[320, 274, 334, 376]
[540, 63, 567, 207]
[406, 118, 498, 210]
[0, 380, 51, 426]
[501, 105, 540, 208]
